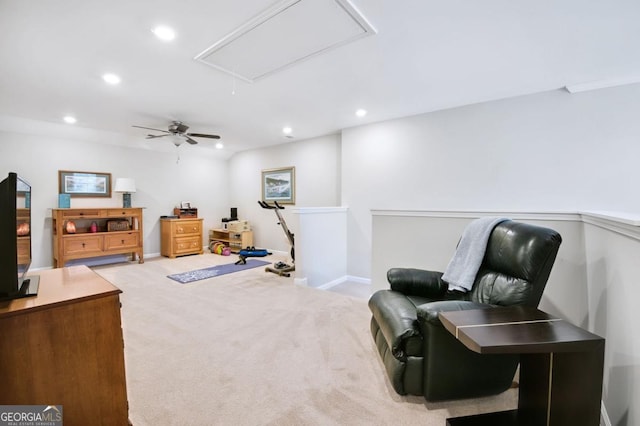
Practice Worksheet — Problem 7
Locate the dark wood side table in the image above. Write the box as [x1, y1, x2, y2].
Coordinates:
[439, 306, 604, 426]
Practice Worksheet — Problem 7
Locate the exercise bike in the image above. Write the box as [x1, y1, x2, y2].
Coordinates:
[258, 200, 295, 277]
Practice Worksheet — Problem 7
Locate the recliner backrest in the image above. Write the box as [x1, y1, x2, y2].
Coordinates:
[469, 221, 562, 307]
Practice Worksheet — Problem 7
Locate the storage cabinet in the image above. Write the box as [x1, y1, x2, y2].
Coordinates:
[209, 228, 253, 253]
[0, 266, 129, 424]
[52, 207, 144, 268]
[161, 218, 204, 258]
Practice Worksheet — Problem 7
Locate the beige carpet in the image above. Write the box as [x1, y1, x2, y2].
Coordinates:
[94, 253, 517, 425]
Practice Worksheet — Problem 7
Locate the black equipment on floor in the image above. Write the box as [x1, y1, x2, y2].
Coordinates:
[234, 247, 271, 265]
[258, 201, 295, 277]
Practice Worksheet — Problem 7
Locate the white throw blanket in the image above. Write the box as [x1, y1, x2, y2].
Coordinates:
[442, 217, 509, 292]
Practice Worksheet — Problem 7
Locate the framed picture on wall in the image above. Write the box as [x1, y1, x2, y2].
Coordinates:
[262, 167, 295, 204]
[58, 170, 112, 197]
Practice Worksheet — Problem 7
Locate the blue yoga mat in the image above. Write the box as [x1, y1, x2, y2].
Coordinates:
[167, 259, 271, 284]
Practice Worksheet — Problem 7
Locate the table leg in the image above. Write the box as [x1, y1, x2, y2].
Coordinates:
[519, 345, 604, 426]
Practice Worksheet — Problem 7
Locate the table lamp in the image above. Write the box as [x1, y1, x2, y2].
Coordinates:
[114, 178, 136, 208]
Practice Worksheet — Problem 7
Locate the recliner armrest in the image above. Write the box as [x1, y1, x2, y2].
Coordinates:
[416, 300, 492, 325]
[369, 290, 423, 359]
[387, 268, 448, 298]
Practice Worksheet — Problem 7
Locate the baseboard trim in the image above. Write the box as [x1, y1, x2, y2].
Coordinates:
[314, 275, 371, 290]
[601, 400, 611, 426]
[294, 277, 308, 286]
[345, 275, 371, 285]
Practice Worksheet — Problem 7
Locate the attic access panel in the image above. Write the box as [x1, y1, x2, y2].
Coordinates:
[194, 0, 376, 82]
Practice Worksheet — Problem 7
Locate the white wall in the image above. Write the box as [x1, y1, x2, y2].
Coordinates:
[342, 85, 640, 279]
[582, 219, 640, 426]
[0, 125, 229, 268]
[227, 133, 341, 255]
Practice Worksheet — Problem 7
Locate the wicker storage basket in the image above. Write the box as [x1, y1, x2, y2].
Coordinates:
[107, 220, 130, 231]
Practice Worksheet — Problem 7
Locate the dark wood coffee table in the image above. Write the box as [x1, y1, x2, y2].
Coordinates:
[439, 306, 604, 426]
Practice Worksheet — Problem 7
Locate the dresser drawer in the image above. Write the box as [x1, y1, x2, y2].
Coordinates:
[173, 236, 201, 254]
[61, 209, 103, 218]
[106, 209, 136, 218]
[63, 235, 103, 255]
[174, 221, 202, 236]
[104, 232, 140, 250]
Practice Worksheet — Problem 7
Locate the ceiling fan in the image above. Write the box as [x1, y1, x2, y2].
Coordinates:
[132, 121, 220, 146]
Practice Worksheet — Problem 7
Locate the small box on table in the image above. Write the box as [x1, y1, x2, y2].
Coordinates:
[227, 220, 250, 232]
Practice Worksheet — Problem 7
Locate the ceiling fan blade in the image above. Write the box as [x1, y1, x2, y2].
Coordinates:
[133, 125, 170, 133]
[187, 133, 221, 139]
[145, 134, 171, 139]
[184, 136, 198, 145]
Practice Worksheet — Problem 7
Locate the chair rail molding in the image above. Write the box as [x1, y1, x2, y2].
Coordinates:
[371, 209, 580, 221]
[371, 209, 640, 241]
[580, 211, 640, 241]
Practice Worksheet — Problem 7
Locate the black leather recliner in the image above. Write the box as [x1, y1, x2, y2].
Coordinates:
[369, 220, 562, 401]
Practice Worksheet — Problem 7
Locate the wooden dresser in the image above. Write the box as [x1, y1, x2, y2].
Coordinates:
[52, 207, 144, 268]
[0, 266, 129, 425]
[160, 217, 204, 258]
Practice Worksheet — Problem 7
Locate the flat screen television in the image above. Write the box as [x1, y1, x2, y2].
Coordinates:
[0, 172, 39, 301]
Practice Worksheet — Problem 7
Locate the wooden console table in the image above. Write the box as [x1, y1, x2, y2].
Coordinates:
[439, 306, 604, 426]
[0, 266, 129, 425]
[52, 207, 144, 268]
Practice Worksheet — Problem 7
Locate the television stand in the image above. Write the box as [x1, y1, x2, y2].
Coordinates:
[0, 266, 129, 423]
[0, 276, 39, 301]
[17, 275, 39, 298]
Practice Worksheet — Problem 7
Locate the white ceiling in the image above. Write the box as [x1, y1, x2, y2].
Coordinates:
[1, 0, 640, 157]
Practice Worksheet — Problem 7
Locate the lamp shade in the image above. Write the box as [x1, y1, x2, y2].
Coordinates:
[114, 178, 136, 193]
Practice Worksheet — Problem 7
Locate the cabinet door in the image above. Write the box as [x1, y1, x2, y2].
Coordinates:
[241, 231, 253, 247]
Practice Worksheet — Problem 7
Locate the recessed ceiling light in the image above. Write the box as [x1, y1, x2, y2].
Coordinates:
[63, 116, 77, 124]
[282, 126, 293, 135]
[355, 109, 367, 117]
[102, 73, 121, 85]
[152, 26, 176, 41]
[215, 142, 224, 149]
